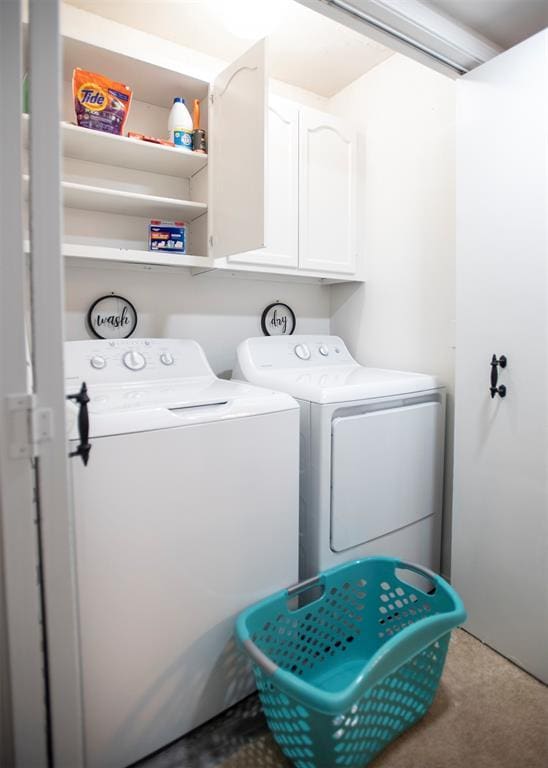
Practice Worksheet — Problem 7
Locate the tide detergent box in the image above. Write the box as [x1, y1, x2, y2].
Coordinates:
[73, 68, 132, 135]
[148, 220, 187, 252]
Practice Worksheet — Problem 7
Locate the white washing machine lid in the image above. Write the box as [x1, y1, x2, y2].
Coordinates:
[65, 338, 297, 438]
[235, 336, 441, 404]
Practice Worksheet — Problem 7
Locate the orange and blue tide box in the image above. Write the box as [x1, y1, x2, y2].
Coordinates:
[148, 220, 186, 252]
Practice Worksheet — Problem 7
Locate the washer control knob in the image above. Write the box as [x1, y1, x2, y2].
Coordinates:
[123, 350, 146, 371]
[294, 343, 311, 361]
[160, 352, 174, 366]
[318, 344, 329, 357]
[90, 355, 106, 370]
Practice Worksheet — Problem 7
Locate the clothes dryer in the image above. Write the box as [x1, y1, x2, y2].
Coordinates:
[234, 335, 444, 579]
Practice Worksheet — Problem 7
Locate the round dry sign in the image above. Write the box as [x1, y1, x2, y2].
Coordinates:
[261, 302, 296, 336]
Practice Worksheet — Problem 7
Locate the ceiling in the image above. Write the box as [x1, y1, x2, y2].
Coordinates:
[424, 0, 548, 49]
[64, 0, 394, 98]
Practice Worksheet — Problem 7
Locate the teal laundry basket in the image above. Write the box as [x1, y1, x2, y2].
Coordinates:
[236, 557, 466, 768]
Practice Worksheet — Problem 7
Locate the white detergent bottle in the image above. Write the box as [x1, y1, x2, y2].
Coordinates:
[168, 97, 193, 150]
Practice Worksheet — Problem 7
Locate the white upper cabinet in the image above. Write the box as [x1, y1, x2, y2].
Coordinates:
[228, 94, 299, 268]
[48, 8, 362, 282]
[298, 107, 357, 274]
[209, 39, 267, 260]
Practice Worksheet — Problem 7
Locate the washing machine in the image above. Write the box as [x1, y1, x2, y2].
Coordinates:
[65, 338, 299, 768]
[234, 335, 445, 579]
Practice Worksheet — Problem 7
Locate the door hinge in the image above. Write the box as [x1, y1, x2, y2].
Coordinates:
[209, 235, 214, 248]
[6, 393, 54, 459]
[209, 92, 214, 105]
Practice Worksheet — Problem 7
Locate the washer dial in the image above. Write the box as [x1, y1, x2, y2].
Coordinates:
[123, 350, 146, 371]
[318, 344, 329, 357]
[160, 352, 174, 366]
[90, 355, 106, 369]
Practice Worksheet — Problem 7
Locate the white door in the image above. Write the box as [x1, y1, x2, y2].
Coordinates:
[0, 1, 85, 765]
[209, 39, 268, 259]
[228, 94, 299, 267]
[0, 2, 48, 764]
[299, 107, 357, 274]
[453, 31, 548, 683]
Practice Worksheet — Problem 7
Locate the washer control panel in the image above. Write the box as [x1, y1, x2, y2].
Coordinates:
[65, 338, 214, 388]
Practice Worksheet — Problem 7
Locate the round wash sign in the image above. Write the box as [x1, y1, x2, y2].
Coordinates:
[87, 294, 138, 339]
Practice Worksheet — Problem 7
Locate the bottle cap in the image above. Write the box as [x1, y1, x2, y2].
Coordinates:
[173, 97, 183, 103]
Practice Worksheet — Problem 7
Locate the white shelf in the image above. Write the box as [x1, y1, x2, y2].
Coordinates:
[64, 243, 211, 268]
[24, 241, 211, 269]
[22, 175, 207, 221]
[22, 115, 207, 178]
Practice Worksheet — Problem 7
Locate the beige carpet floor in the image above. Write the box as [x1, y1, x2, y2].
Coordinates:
[141, 630, 548, 768]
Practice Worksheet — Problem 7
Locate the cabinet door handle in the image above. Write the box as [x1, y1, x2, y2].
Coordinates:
[66, 382, 91, 466]
[490, 354, 507, 399]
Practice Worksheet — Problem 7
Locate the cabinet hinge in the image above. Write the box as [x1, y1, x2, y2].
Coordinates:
[6, 393, 54, 459]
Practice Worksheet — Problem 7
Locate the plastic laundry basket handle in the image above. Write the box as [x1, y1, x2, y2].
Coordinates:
[287, 574, 323, 597]
[395, 559, 440, 580]
[240, 575, 324, 678]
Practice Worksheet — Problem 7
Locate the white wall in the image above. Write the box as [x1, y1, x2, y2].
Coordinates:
[65, 263, 330, 375]
[329, 55, 456, 577]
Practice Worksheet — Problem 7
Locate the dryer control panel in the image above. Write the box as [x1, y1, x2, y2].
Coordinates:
[237, 335, 356, 371]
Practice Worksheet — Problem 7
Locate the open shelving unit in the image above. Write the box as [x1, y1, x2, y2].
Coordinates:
[21, 29, 213, 267]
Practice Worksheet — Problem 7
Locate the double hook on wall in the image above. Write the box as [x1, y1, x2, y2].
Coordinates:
[490, 354, 507, 399]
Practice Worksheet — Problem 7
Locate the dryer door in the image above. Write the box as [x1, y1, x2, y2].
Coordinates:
[330, 401, 443, 552]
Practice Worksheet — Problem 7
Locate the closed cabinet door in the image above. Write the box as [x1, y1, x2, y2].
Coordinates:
[299, 107, 357, 274]
[228, 93, 299, 267]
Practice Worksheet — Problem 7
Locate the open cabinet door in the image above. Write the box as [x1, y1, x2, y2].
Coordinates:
[209, 39, 267, 259]
[453, 30, 548, 683]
